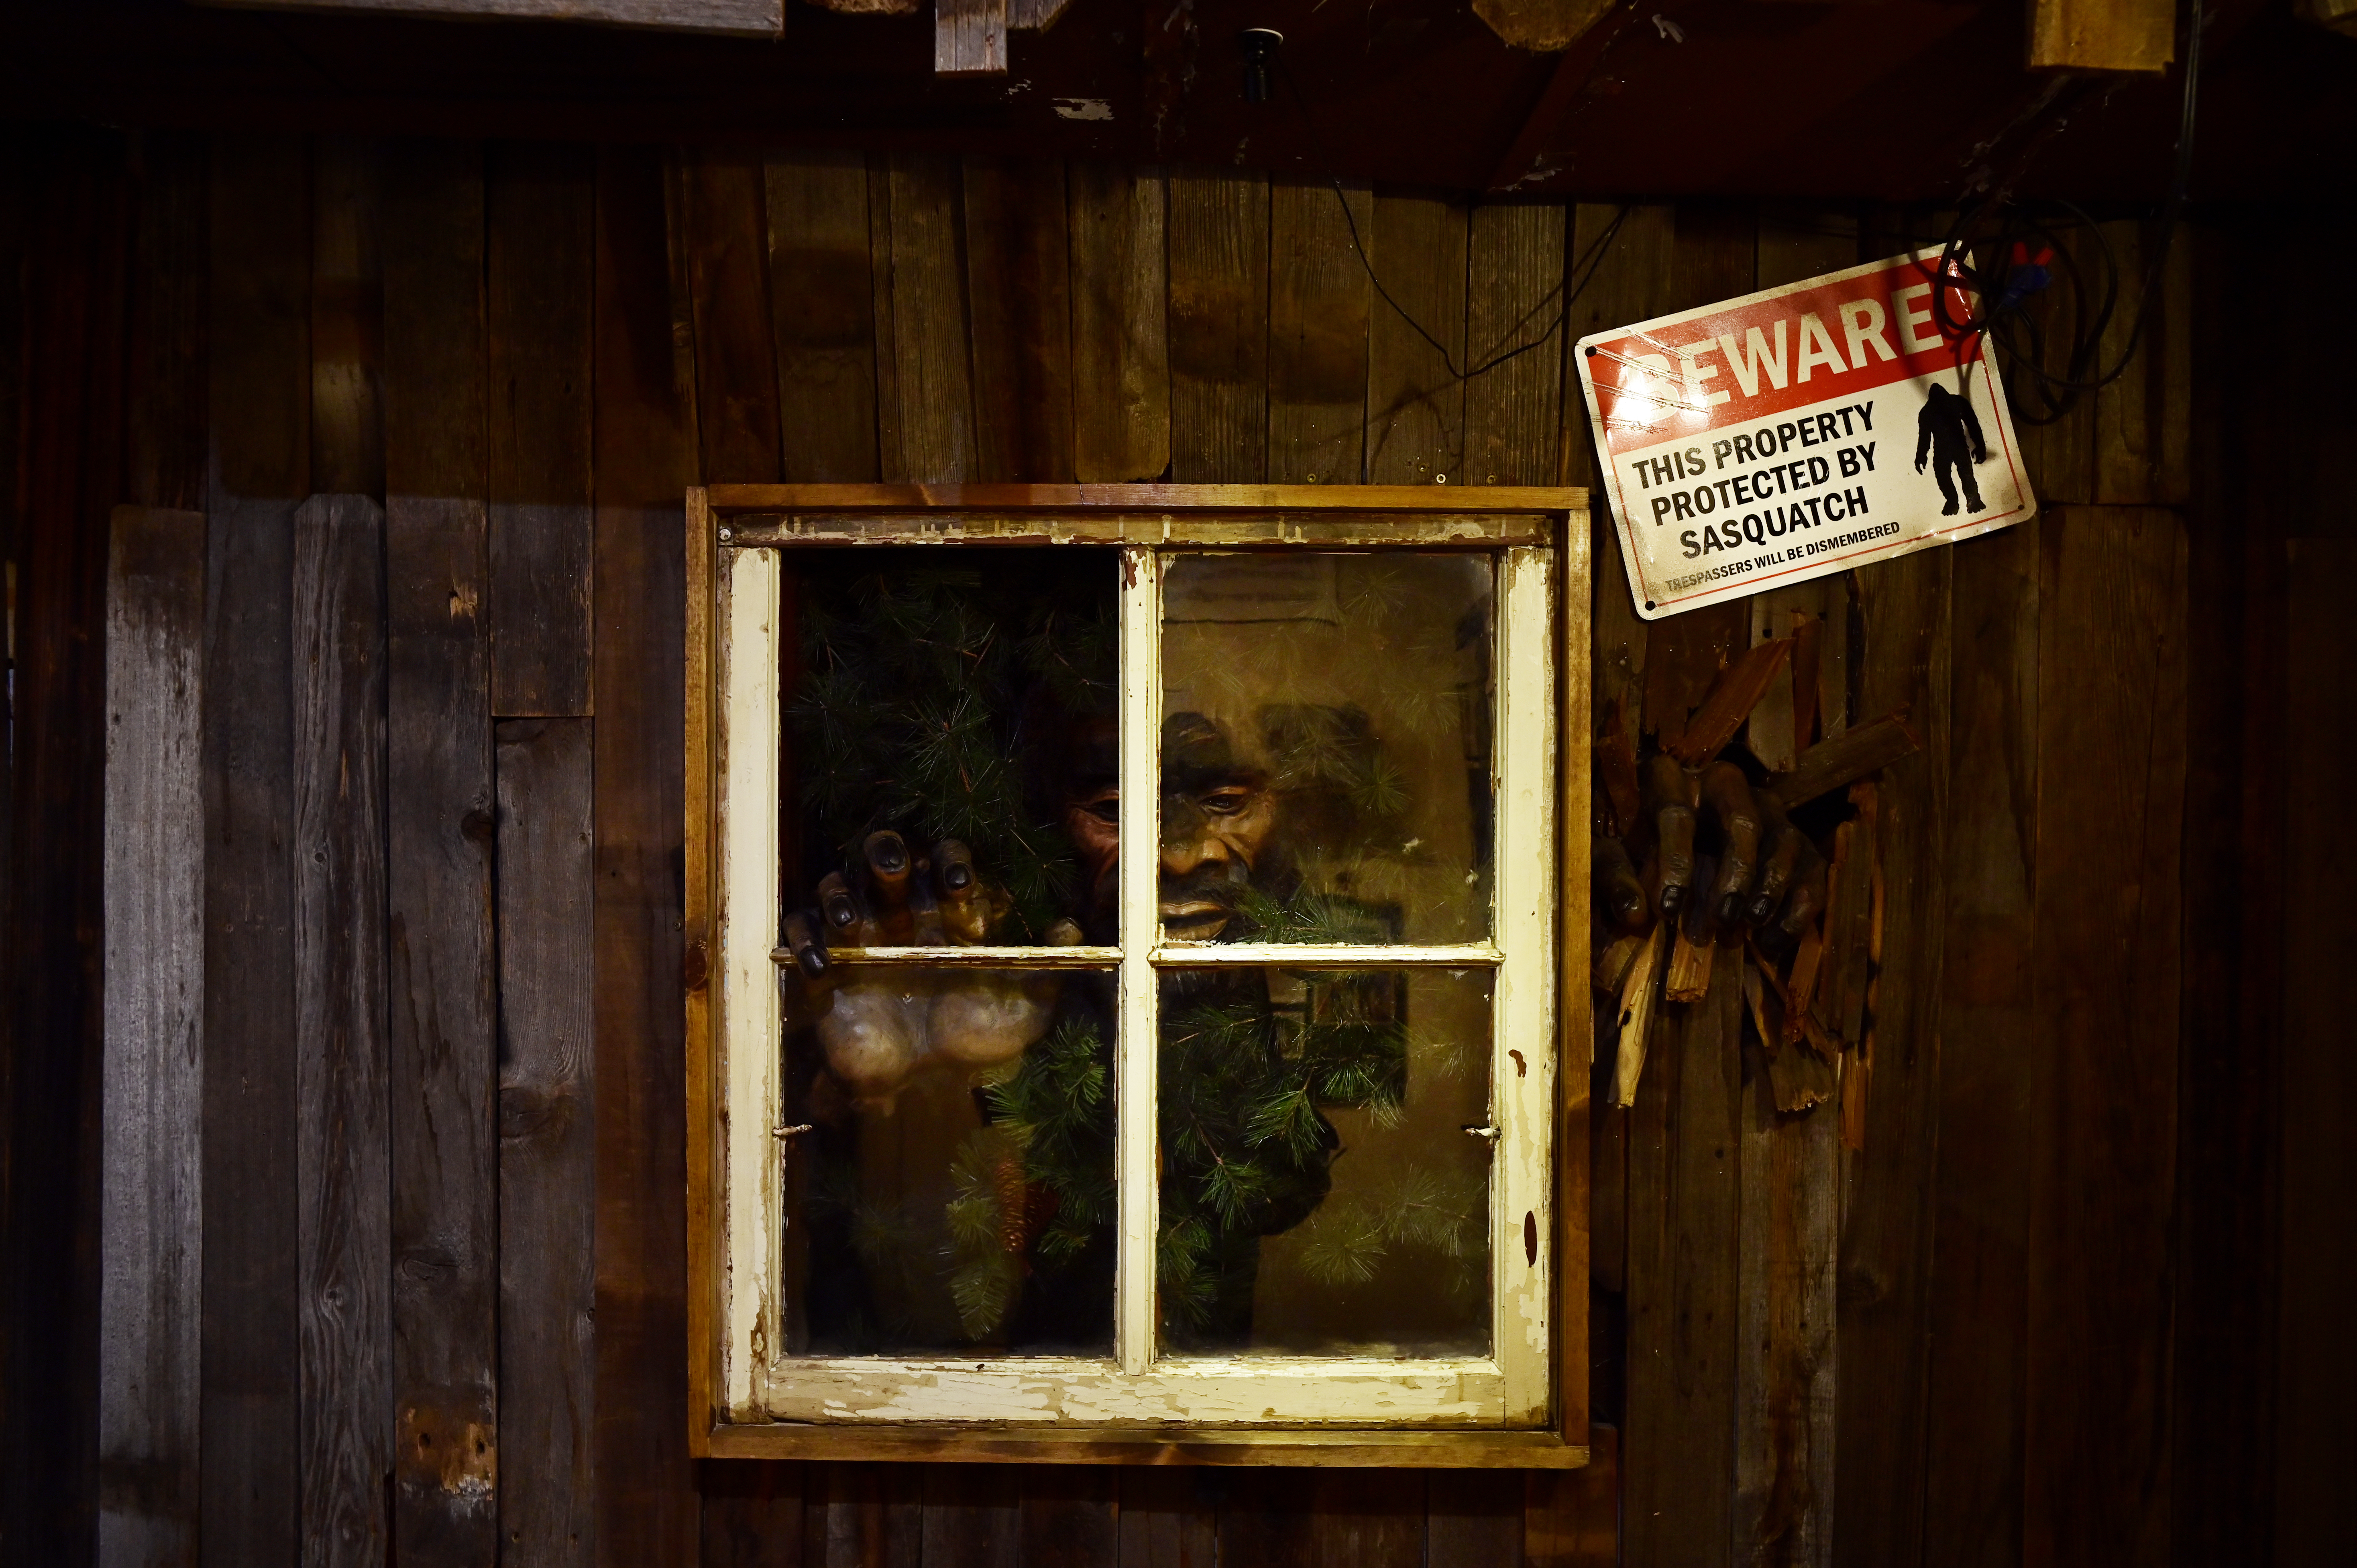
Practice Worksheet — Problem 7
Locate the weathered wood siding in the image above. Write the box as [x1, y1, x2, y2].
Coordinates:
[0, 126, 2318, 1568]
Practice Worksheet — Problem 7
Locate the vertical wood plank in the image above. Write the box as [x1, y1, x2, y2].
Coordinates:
[683, 147, 785, 485]
[1267, 176, 1371, 485]
[292, 492, 392, 1568]
[805, 1464, 923, 1568]
[1732, 207, 1852, 1568]
[381, 134, 500, 1568]
[1428, 1469, 1524, 1568]
[1364, 189, 1468, 485]
[881, 153, 974, 483]
[1463, 200, 1565, 486]
[962, 156, 1076, 483]
[922, 1465, 1019, 1568]
[1310, 1471, 1427, 1568]
[1019, 1469, 1116, 1568]
[2022, 507, 2185, 1568]
[311, 136, 385, 499]
[126, 132, 211, 515]
[765, 152, 882, 484]
[703, 1461, 805, 1567]
[590, 140, 701, 1568]
[865, 159, 905, 483]
[1831, 543, 1951, 1568]
[1918, 522, 2039, 1568]
[2277, 536, 2357, 1568]
[1166, 167, 1269, 483]
[2092, 222, 2192, 507]
[100, 503, 207, 1568]
[202, 129, 308, 1568]
[1069, 162, 1169, 481]
[1116, 1467, 1215, 1568]
[2011, 224, 2096, 507]
[1217, 1470, 1320, 1568]
[497, 717, 599, 1566]
[1525, 1425, 1619, 1568]
[1624, 943, 1744, 1568]
[1567, 202, 1673, 645]
[487, 141, 595, 719]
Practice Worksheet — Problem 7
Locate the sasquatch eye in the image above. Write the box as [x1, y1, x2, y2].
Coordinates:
[1078, 790, 1120, 825]
[1200, 787, 1253, 816]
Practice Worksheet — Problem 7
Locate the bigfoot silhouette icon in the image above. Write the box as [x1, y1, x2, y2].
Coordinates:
[1915, 382, 1988, 515]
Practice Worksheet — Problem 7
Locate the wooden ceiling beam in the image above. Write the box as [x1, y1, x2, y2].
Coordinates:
[2027, 0, 2175, 73]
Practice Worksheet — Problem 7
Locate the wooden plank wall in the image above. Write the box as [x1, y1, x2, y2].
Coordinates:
[1, 126, 2304, 1568]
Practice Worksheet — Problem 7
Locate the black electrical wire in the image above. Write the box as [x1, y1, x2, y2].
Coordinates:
[1276, 56, 1632, 389]
[1927, 0, 2204, 424]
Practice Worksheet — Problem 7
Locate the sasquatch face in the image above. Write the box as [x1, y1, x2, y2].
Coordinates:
[1061, 711, 1282, 943]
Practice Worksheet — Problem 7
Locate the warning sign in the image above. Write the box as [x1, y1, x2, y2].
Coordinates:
[1575, 249, 2036, 620]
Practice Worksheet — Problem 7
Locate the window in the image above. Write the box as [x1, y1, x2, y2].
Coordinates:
[685, 485, 1591, 1464]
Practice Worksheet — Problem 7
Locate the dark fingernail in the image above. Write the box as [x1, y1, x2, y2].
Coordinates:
[823, 890, 857, 928]
[1748, 895, 1775, 925]
[1615, 892, 1646, 925]
[1659, 885, 1685, 917]
[797, 944, 829, 979]
[865, 831, 908, 875]
[1718, 893, 1743, 925]
[944, 861, 972, 892]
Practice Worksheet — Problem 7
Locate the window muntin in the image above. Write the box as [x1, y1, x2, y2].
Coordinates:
[706, 507, 1560, 1436]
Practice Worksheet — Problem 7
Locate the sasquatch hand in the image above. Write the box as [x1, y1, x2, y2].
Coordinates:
[781, 830, 1084, 1113]
[1609, 757, 1823, 944]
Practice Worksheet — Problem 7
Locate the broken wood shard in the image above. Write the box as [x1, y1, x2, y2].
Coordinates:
[1665, 926, 1713, 1004]
[1768, 709, 1919, 809]
[1595, 930, 1646, 994]
[1669, 635, 1793, 765]
[1613, 922, 1668, 1108]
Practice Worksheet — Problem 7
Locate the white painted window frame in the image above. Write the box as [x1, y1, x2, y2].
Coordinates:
[689, 487, 1587, 1462]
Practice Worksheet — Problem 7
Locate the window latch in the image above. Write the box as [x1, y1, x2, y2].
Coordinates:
[1462, 1123, 1500, 1142]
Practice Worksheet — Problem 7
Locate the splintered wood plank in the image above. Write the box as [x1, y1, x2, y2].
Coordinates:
[1641, 600, 1746, 752]
[496, 717, 598, 1567]
[882, 154, 974, 483]
[2092, 220, 2192, 507]
[963, 157, 1076, 482]
[1526, 1425, 1618, 1566]
[1167, 167, 1270, 483]
[487, 141, 595, 718]
[1625, 940, 1743, 1568]
[2026, 0, 2172, 72]
[292, 493, 392, 1568]
[2023, 508, 2185, 1568]
[684, 147, 785, 485]
[1429, 1470, 1525, 1568]
[1768, 711, 1919, 810]
[1070, 162, 1169, 481]
[702, 1461, 805, 1566]
[1266, 176, 1371, 485]
[202, 130, 309, 1568]
[100, 504, 207, 1568]
[1919, 518, 2039, 1568]
[1831, 543, 1951, 1568]
[381, 134, 501, 1568]
[1019, 1468, 1117, 1568]
[807, 1463, 923, 1568]
[1365, 189, 1469, 485]
[1670, 636, 1792, 765]
[766, 152, 882, 483]
[128, 132, 210, 513]
[591, 141, 702, 1568]
[311, 137, 385, 498]
[1464, 200, 1566, 486]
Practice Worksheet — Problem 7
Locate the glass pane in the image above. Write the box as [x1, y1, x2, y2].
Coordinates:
[784, 546, 1120, 946]
[781, 966, 1118, 1357]
[1156, 965, 1493, 1358]
[1159, 553, 1495, 945]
